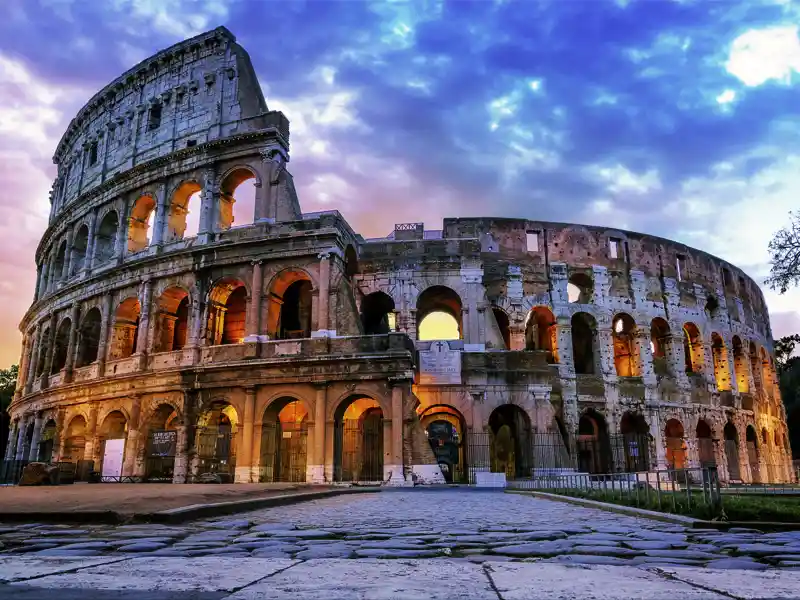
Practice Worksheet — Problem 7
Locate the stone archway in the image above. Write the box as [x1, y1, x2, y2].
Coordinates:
[724, 422, 741, 481]
[333, 396, 384, 483]
[419, 404, 467, 483]
[143, 404, 180, 482]
[619, 412, 650, 472]
[194, 401, 239, 483]
[488, 404, 533, 479]
[577, 410, 611, 474]
[259, 397, 310, 483]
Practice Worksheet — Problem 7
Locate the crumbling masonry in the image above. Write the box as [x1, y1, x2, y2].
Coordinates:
[6, 27, 794, 486]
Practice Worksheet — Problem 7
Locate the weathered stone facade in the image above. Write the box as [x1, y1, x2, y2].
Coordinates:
[7, 27, 794, 486]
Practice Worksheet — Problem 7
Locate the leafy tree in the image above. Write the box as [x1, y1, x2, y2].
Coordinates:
[767, 211, 800, 294]
[0, 364, 17, 413]
[775, 335, 800, 375]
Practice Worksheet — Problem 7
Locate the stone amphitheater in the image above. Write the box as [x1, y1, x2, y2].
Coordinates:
[6, 27, 794, 486]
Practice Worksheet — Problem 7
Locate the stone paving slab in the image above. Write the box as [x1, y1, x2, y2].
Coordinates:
[6, 557, 800, 598]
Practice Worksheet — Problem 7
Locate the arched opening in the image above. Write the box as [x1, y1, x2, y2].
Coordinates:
[127, 195, 157, 253]
[98, 411, 128, 480]
[207, 280, 247, 345]
[746, 425, 760, 483]
[259, 398, 309, 483]
[711, 333, 731, 391]
[37, 419, 57, 463]
[664, 419, 686, 472]
[154, 287, 190, 352]
[195, 401, 239, 482]
[419, 405, 467, 483]
[567, 272, 593, 304]
[724, 422, 741, 480]
[76, 308, 102, 368]
[109, 298, 140, 359]
[267, 270, 314, 340]
[51, 318, 71, 373]
[696, 420, 716, 467]
[61, 415, 87, 464]
[344, 245, 358, 278]
[94, 211, 119, 264]
[143, 403, 179, 482]
[749, 341, 762, 396]
[619, 412, 650, 472]
[166, 181, 202, 242]
[219, 168, 256, 230]
[333, 396, 384, 482]
[525, 306, 558, 363]
[52, 241, 67, 283]
[612, 313, 640, 377]
[488, 405, 533, 478]
[571, 312, 597, 375]
[492, 307, 511, 350]
[70, 225, 89, 275]
[577, 411, 611, 473]
[417, 286, 463, 341]
[732, 336, 748, 393]
[35, 326, 51, 377]
[360, 291, 396, 335]
[650, 318, 671, 376]
[683, 322, 703, 374]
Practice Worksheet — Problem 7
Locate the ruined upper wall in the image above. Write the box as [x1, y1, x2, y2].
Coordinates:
[49, 26, 281, 219]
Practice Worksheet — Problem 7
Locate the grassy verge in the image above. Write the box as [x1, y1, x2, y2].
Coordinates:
[549, 487, 800, 523]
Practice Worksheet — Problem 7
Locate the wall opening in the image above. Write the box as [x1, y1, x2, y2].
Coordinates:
[664, 418, 686, 470]
[166, 182, 202, 242]
[333, 396, 384, 482]
[612, 313, 640, 377]
[53, 241, 67, 283]
[697, 420, 716, 467]
[35, 326, 50, 377]
[488, 404, 532, 478]
[154, 288, 190, 352]
[110, 298, 141, 359]
[492, 307, 511, 349]
[267, 270, 314, 340]
[259, 398, 309, 483]
[416, 285, 463, 341]
[71, 225, 89, 275]
[207, 280, 247, 345]
[219, 168, 256, 230]
[683, 322, 703, 374]
[94, 211, 119, 264]
[619, 412, 650, 472]
[724, 422, 741, 480]
[567, 272, 593, 304]
[525, 306, 558, 363]
[360, 291, 395, 335]
[650, 317, 672, 376]
[195, 401, 238, 482]
[128, 195, 156, 253]
[51, 318, 71, 373]
[571, 312, 597, 375]
[76, 308, 102, 368]
[577, 410, 611, 473]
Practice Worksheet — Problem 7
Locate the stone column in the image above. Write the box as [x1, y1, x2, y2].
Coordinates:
[96, 293, 113, 376]
[115, 209, 127, 262]
[15, 414, 29, 460]
[198, 168, 216, 237]
[172, 419, 190, 484]
[636, 328, 656, 385]
[387, 383, 406, 486]
[63, 303, 80, 383]
[313, 251, 332, 337]
[122, 396, 142, 477]
[668, 334, 690, 388]
[308, 384, 327, 483]
[83, 403, 99, 469]
[235, 387, 256, 483]
[244, 260, 263, 342]
[596, 327, 615, 381]
[151, 182, 167, 249]
[136, 279, 154, 363]
[5, 419, 19, 461]
[62, 229, 73, 280]
[41, 314, 57, 387]
[28, 413, 44, 462]
[25, 324, 41, 394]
[15, 334, 30, 395]
[51, 407, 67, 463]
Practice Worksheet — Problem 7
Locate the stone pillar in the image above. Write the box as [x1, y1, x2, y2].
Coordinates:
[636, 328, 656, 385]
[235, 387, 257, 483]
[308, 384, 327, 483]
[83, 209, 97, 273]
[15, 415, 29, 460]
[83, 403, 99, 469]
[198, 168, 217, 237]
[387, 384, 406, 486]
[460, 262, 484, 348]
[136, 279, 154, 360]
[313, 251, 332, 337]
[649, 413, 668, 471]
[668, 334, 690, 388]
[62, 229, 73, 280]
[28, 413, 44, 462]
[97, 293, 113, 376]
[41, 314, 58, 387]
[123, 396, 142, 477]
[509, 323, 525, 351]
[173, 419, 190, 484]
[25, 324, 41, 394]
[244, 260, 263, 342]
[15, 334, 30, 395]
[51, 407, 67, 463]
[151, 182, 167, 248]
[596, 327, 615, 381]
[115, 209, 127, 262]
[5, 419, 19, 461]
[63, 303, 80, 383]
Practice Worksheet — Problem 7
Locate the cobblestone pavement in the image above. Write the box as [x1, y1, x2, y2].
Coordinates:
[1, 490, 800, 570]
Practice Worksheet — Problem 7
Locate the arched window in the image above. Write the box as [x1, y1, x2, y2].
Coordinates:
[417, 286, 462, 341]
[166, 182, 202, 242]
[266, 271, 314, 340]
[612, 313, 640, 377]
[110, 298, 141, 359]
[128, 195, 156, 253]
[567, 272, 593, 304]
[650, 318, 671, 376]
[51, 318, 72, 373]
[219, 168, 256, 230]
[154, 288, 190, 352]
[35, 326, 51, 377]
[524, 307, 558, 363]
[52, 241, 67, 283]
[94, 211, 119, 264]
[360, 291, 395, 335]
[76, 308, 102, 368]
[683, 323, 703, 374]
[207, 280, 248, 345]
[71, 225, 89, 275]
[491, 307, 510, 350]
[571, 312, 597, 375]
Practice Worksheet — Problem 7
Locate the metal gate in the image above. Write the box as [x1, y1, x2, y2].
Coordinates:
[144, 429, 177, 482]
[334, 414, 383, 482]
[259, 421, 308, 483]
[698, 438, 716, 467]
[195, 428, 237, 481]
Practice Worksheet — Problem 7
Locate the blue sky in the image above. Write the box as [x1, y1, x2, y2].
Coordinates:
[1, 0, 800, 366]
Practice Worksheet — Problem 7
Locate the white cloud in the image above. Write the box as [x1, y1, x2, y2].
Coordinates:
[726, 25, 800, 87]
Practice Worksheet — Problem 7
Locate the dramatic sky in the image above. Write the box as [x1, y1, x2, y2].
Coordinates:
[1, 0, 800, 368]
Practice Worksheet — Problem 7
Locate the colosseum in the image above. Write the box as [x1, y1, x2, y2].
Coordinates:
[5, 27, 794, 487]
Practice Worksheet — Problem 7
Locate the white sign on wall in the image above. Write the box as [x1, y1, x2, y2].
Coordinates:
[102, 438, 125, 479]
[419, 340, 462, 385]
